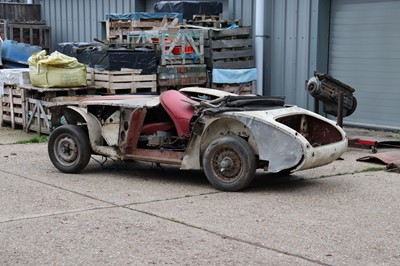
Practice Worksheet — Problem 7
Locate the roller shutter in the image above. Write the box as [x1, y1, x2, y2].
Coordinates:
[329, 0, 400, 129]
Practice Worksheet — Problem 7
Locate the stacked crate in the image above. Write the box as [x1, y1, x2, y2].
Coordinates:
[157, 65, 207, 92]
[19, 84, 101, 135]
[158, 29, 204, 65]
[204, 27, 254, 69]
[0, 84, 25, 129]
[106, 14, 180, 44]
[157, 29, 207, 91]
[204, 27, 256, 94]
[186, 15, 242, 29]
[87, 67, 157, 94]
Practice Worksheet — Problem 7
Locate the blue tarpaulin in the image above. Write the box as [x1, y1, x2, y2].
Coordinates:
[106, 12, 183, 22]
[212, 68, 257, 84]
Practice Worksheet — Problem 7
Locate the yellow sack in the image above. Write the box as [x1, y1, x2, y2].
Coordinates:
[28, 50, 87, 88]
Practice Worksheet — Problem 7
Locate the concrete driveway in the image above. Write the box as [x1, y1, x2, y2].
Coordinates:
[0, 128, 399, 265]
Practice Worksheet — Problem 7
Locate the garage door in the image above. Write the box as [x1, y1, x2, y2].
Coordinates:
[329, 0, 400, 130]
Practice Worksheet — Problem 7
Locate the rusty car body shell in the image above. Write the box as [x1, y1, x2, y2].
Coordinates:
[49, 87, 347, 174]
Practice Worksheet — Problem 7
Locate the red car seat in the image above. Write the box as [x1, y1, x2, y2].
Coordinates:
[141, 121, 174, 135]
[160, 90, 195, 138]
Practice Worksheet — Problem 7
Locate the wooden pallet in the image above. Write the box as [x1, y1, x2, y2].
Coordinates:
[204, 27, 255, 69]
[87, 67, 156, 94]
[0, 84, 26, 129]
[87, 67, 141, 88]
[20, 84, 101, 99]
[5, 21, 52, 51]
[212, 81, 255, 95]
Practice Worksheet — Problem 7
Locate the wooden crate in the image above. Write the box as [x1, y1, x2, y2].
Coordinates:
[212, 81, 256, 95]
[186, 15, 241, 29]
[157, 64, 207, 91]
[87, 68, 157, 94]
[204, 27, 255, 69]
[19, 84, 103, 134]
[159, 29, 204, 65]
[106, 17, 179, 43]
[0, 84, 26, 129]
[5, 21, 52, 51]
[25, 97, 51, 135]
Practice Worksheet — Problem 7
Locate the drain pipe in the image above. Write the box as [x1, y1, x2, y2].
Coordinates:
[254, 0, 264, 95]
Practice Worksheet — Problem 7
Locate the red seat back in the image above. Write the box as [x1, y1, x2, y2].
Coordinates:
[160, 90, 195, 138]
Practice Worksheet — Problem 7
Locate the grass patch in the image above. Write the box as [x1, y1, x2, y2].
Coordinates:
[358, 167, 385, 173]
[15, 136, 48, 144]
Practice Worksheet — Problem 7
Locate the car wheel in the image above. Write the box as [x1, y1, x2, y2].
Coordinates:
[203, 135, 256, 191]
[48, 125, 91, 173]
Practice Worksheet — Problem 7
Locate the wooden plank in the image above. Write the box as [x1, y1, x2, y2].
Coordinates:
[209, 49, 254, 60]
[4, 87, 22, 96]
[2, 106, 23, 114]
[132, 74, 157, 81]
[206, 60, 255, 69]
[106, 82, 132, 90]
[132, 81, 157, 89]
[2, 114, 24, 124]
[0, 96, 3, 126]
[206, 27, 252, 39]
[205, 38, 253, 49]
[27, 124, 50, 135]
[10, 88, 15, 129]
[21, 82, 26, 131]
[1, 96, 23, 105]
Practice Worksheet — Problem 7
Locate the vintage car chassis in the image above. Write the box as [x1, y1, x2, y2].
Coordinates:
[48, 87, 347, 191]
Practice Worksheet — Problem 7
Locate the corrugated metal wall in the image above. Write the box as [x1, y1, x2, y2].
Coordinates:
[39, 0, 140, 50]
[267, 0, 317, 108]
[229, 0, 254, 26]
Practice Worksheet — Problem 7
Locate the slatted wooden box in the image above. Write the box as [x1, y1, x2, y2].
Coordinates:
[0, 84, 26, 129]
[106, 16, 179, 43]
[20, 84, 102, 135]
[204, 27, 255, 69]
[87, 67, 157, 94]
[158, 29, 204, 65]
[157, 64, 207, 91]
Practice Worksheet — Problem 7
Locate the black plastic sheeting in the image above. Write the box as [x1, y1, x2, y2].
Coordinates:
[105, 12, 183, 22]
[154, 1, 223, 21]
[56, 43, 157, 74]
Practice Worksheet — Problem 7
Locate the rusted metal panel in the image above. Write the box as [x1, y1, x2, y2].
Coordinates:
[123, 108, 146, 154]
[357, 151, 400, 165]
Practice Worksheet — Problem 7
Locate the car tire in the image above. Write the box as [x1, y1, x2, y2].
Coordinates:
[203, 135, 256, 191]
[48, 125, 91, 173]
